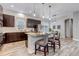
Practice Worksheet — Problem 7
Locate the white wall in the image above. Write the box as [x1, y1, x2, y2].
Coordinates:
[73, 11, 79, 41]
[50, 12, 73, 38]
[50, 17, 65, 38]
[40, 17, 65, 38]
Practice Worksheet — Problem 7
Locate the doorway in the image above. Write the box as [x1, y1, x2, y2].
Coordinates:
[65, 18, 73, 38]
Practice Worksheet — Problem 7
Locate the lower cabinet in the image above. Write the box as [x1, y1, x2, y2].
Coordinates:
[3, 32, 27, 44]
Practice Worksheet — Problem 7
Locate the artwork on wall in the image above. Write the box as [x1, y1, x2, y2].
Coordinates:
[53, 25, 56, 29]
[57, 25, 61, 29]
[52, 25, 61, 29]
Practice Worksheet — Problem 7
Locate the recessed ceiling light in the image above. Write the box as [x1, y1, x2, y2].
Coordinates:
[10, 5, 14, 8]
[17, 13, 25, 17]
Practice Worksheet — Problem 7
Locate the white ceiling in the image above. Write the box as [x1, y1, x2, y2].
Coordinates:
[1, 3, 79, 18]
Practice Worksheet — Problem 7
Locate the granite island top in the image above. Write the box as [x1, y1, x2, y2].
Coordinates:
[25, 32, 53, 36]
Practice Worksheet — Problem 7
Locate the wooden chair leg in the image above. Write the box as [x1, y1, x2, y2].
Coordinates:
[59, 40, 61, 49]
[38, 46, 41, 51]
[35, 44, 37, 55]
[50, 42, 52, 47]
[44, 46, 46, 56]
[53, 42, 55, 53]
[47, 45, 49, 53]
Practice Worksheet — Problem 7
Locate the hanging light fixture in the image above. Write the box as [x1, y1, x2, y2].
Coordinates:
[33, 11, 36, 16]
[49, 5, 52, 20]
[42, 3, 45, 19]
[33, 4, 36, 17]
[48, 4, 52, 31]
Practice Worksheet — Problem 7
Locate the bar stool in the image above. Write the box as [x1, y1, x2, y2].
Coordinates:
[48, 34, 55, 52]
[54, 31, 61, 48]
[35, 39, 49, 56]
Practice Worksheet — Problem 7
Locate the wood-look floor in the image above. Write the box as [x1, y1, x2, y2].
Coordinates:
[0, 38, 79, 56]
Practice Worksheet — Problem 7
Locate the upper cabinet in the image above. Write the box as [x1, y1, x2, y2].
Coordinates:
[0, 5, 3, 27]
[3, 14, 15, 27]
[0, 5, 15, 27]
[27, 18, 41, 28]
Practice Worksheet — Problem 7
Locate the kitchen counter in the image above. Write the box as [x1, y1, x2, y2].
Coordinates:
[2, 31, 25, 34]
[25, 32, 47, 36]
[25, 32, 53, 36]
[0, 30, 28, 44]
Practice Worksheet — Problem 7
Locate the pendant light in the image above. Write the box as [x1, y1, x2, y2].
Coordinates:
[48, 5, 52, 31]
[33, 4, 36, 17]
[49, 5, 51, 20]
[42, 3, 45, 19]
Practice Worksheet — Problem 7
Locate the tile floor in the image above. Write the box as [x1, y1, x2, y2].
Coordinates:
[0, 38, 79, 56]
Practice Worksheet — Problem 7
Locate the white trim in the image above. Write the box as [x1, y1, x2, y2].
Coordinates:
[73, 38, 79, 41]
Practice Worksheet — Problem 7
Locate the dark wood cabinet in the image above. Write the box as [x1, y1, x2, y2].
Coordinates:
[4, 32, 27, 43]
[27, 18, 41, 28]
[3, 14, 14, 27]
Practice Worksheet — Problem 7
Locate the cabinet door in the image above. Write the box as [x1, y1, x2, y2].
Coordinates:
[5, 33, 17, 43]
[3, 14, 14, 27]
[4, 32, 27, 43]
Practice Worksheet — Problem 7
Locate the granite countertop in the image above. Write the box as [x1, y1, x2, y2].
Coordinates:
[25, 32, 53, 36]
[25, 32, 46, 36]
[1, 31, 25, 34]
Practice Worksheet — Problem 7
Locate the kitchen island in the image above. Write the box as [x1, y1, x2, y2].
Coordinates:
[25, 32, 51, 54]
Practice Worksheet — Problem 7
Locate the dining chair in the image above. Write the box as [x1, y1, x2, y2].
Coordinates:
[48, 33, 55, 52]
[35, 39, 49, 56]
[54, 31, 61, 49]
